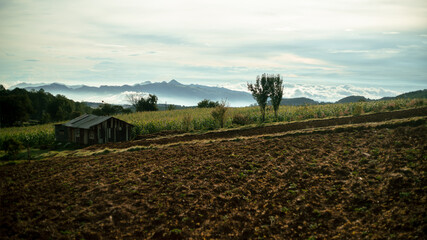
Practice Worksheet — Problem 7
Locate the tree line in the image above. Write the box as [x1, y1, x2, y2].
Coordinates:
[0, 85, 168, 127]
[0, 85, 93, 127]
[0, 86, 137, 127]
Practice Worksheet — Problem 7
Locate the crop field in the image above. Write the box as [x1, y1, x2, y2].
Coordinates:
[1, 112, 426, 239]
[117, 98, 426, 134]
[0, 98, 425, 149]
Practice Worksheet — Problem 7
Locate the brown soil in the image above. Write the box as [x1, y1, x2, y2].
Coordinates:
[85, 107, 427, 150]
[134, 130, 186, 140]
[1, 113, 426, 239]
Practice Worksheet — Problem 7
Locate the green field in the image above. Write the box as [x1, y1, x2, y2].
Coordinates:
[0, 98, 425, 150]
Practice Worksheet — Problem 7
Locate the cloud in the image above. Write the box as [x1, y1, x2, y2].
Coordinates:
[95, 43, 126, 48]
[215, 82, 249, 92]
[330, 50, 370, 54]
[214, 81, 400, 103]
[330, 48, 401, 59]
[120, 34, 186, 45]
[0, 0, 426, 94]
[278, 82, 400, 102]
[62, 91, 144, 105]
[86, 56, 112, 61]
[98, 91, 149, 105]
[382, 32, 400, 35]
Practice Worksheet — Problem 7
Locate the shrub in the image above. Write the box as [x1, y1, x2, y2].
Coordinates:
[181, 114, 193, 131]
[131, 125, 143, 137]
[211, 101, 228, 128]
[144, 122, 161, 134]
[1, 138, 22, 160]
[409, 99, 424, 107]
[192, 118, 216, 130]
[232, 113, 252, 126]
[198, 99, 219, 108]
[386, 102, 396, 111]
[353, 104, 364, 116]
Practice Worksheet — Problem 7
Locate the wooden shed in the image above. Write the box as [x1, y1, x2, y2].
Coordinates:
[55, 114, 133, 145]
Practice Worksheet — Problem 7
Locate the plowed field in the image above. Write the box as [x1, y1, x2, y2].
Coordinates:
[1, 116, 426, 239]
[86, 107, 427, 150]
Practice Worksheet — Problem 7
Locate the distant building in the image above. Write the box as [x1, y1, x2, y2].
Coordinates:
[55, 114, 133, 145]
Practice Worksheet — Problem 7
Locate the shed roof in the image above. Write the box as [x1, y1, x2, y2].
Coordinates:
[62, 114, 112, 129]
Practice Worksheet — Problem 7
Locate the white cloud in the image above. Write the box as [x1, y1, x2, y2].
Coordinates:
[279, 82, 400, 102]
[95, 44, 126, 48]
[271, 26, 297, 32]
[64, 91, 146, 105]
[214, 81, 401, 103]
[330, 50, 370, 53]
[382, 32, 400, 35]
[330, 48, 401, 59]
[215, 82, 249, 92]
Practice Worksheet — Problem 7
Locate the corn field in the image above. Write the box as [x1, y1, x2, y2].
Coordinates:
[0, 98, 425, 148]
[0, 123, 56, 149]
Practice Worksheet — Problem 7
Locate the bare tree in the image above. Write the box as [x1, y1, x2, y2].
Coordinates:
[126, 93, 141, 107]
[127, 93, 158, 112]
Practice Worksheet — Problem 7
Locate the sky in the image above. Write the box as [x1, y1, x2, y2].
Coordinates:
[0, 0, 426, 102]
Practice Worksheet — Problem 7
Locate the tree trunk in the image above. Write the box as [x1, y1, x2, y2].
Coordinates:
[260, 106, 266, 122]
[27, 146, 31, 162]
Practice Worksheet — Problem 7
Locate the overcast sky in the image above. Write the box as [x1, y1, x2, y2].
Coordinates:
[0, 0, 426, 100]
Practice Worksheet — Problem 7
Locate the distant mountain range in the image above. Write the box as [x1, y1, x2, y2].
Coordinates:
[16, 80, 254, 107]
[270, 90, 426, 106]
[280, 89, 427, 106]
[334, 90, 426, 103]
[10, 81, 426, 107]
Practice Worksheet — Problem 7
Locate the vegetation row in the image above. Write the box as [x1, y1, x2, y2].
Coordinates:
[1, 97, 425, 154]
